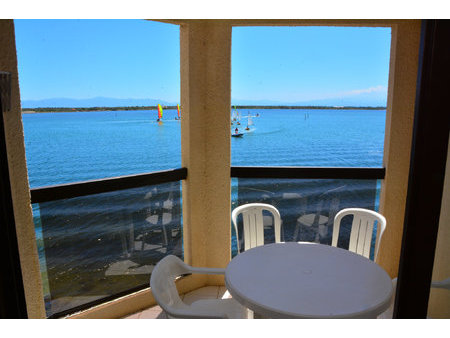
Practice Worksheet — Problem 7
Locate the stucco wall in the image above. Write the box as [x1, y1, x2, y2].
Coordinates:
[378, 21, 421, 277]
[180, 21, 232, 285]
[0, 19, 46, 318]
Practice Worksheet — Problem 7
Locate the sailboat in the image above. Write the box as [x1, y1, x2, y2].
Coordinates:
[176, 104, 181, 120]
[231, 106, 238, 125]
[157, 104, 163, 123]
[245, 113, 253, 131]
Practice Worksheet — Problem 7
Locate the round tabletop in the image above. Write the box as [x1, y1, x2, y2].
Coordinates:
[225, 242, 393, 318]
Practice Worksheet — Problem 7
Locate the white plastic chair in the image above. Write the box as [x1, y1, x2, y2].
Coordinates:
[150, 255, 248, 319]
[232, 203, 281, 253]
[332, 208, 386, 260]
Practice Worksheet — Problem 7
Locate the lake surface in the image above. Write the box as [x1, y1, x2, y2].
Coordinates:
[22, 108, 386, 188]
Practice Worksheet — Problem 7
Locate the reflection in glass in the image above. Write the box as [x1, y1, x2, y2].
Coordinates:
[34, 181, 182, 317]
[232, 178, 379, 258]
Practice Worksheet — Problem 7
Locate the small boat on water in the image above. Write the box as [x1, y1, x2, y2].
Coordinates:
[245, 113, 253, 131]
[157, 104, 163, 123]
[235, 107, 241, 125]
[175, 104, 181, 120]
[232, 127, 243, 137]
[231, 106, 238, 122]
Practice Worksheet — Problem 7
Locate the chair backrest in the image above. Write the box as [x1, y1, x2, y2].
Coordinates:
[332, 208, 386, 260]
[232, 203, 281, 253]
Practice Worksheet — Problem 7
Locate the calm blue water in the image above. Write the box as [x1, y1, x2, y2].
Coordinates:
[22, 108, 385, 188]
[232, 109, 385, 167]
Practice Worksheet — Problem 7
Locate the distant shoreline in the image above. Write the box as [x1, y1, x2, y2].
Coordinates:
[22, 105, 386, 114]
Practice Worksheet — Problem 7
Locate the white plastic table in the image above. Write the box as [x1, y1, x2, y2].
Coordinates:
[225, 242, 393, 318]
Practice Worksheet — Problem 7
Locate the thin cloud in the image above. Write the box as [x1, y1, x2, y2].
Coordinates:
[345, 85, 387, 96]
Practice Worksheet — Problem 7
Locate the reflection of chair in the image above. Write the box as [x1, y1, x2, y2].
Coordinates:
[232, 203, 281, 253]
[150, 255, 248, 318]
[293, 187, 343, 243]
[122, 184, 180, 259]
[143, 184, 177, 248]
[378, 277, 450, 319]
[332, 208, 386, 260]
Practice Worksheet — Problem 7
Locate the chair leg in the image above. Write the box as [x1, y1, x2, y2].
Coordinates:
[161, 224, 168, 247]
[293, 222, 300, 241]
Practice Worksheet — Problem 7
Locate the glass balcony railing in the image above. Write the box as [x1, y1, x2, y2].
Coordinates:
[30, 166, 384, 318]
[31, 168, 186, 318]
[231, 167, 385, 259]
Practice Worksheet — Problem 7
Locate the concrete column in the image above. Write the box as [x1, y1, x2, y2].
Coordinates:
[0, 19, 46, 318]
[180, 20, 232, 283]
[378, 21, 421, 277]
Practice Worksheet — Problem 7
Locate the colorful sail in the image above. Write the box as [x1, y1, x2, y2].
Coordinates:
[177, 104, 181, 119]
[157, 104, 163, 120]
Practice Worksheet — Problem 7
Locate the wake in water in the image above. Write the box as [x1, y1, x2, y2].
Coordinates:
[253, 128, 284, 136]
[243, 127, 257, 134]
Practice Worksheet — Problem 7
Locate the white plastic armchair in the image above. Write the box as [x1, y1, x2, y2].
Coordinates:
[232, 203, 281, 253]
[150, 255, 248, 319]
[332, 208, 386, 260]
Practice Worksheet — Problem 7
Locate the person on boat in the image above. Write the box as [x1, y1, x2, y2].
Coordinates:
[235, 127, 239, 134]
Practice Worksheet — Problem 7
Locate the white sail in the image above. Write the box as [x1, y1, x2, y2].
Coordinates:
[247, 115, 253, 126]
[231, 110, 237, 121]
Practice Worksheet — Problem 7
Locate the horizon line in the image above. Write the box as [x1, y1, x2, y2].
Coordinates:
[22, 104, 387, 112]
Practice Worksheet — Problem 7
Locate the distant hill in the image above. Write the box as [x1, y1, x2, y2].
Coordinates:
[22, 90, 387, 109]
[232, 97, 387, 107]
[21, 97, 177, 109]
[232, 89, 388, 107]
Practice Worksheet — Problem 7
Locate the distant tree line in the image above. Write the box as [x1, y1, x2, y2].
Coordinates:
[233, 105, 387, 110]
[22, 106, 173, 113]
[22, 105, 386, 113]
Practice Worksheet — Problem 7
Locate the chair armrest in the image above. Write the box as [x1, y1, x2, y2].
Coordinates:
[431, 277, 450, 290]
[188, 267, 226, 275]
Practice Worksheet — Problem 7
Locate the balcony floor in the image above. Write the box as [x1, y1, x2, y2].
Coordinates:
[122, 286, 230, 319]
[122, 285, 395, 319]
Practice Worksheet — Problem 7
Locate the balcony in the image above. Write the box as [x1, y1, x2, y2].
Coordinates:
[0, 19, 449, 319]
[31, 166, 384, 318]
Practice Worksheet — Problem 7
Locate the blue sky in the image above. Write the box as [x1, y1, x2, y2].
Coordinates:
[14, 20, 181, 103]
[232, 26, 391, 105]
[14, 20, 391, 106]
